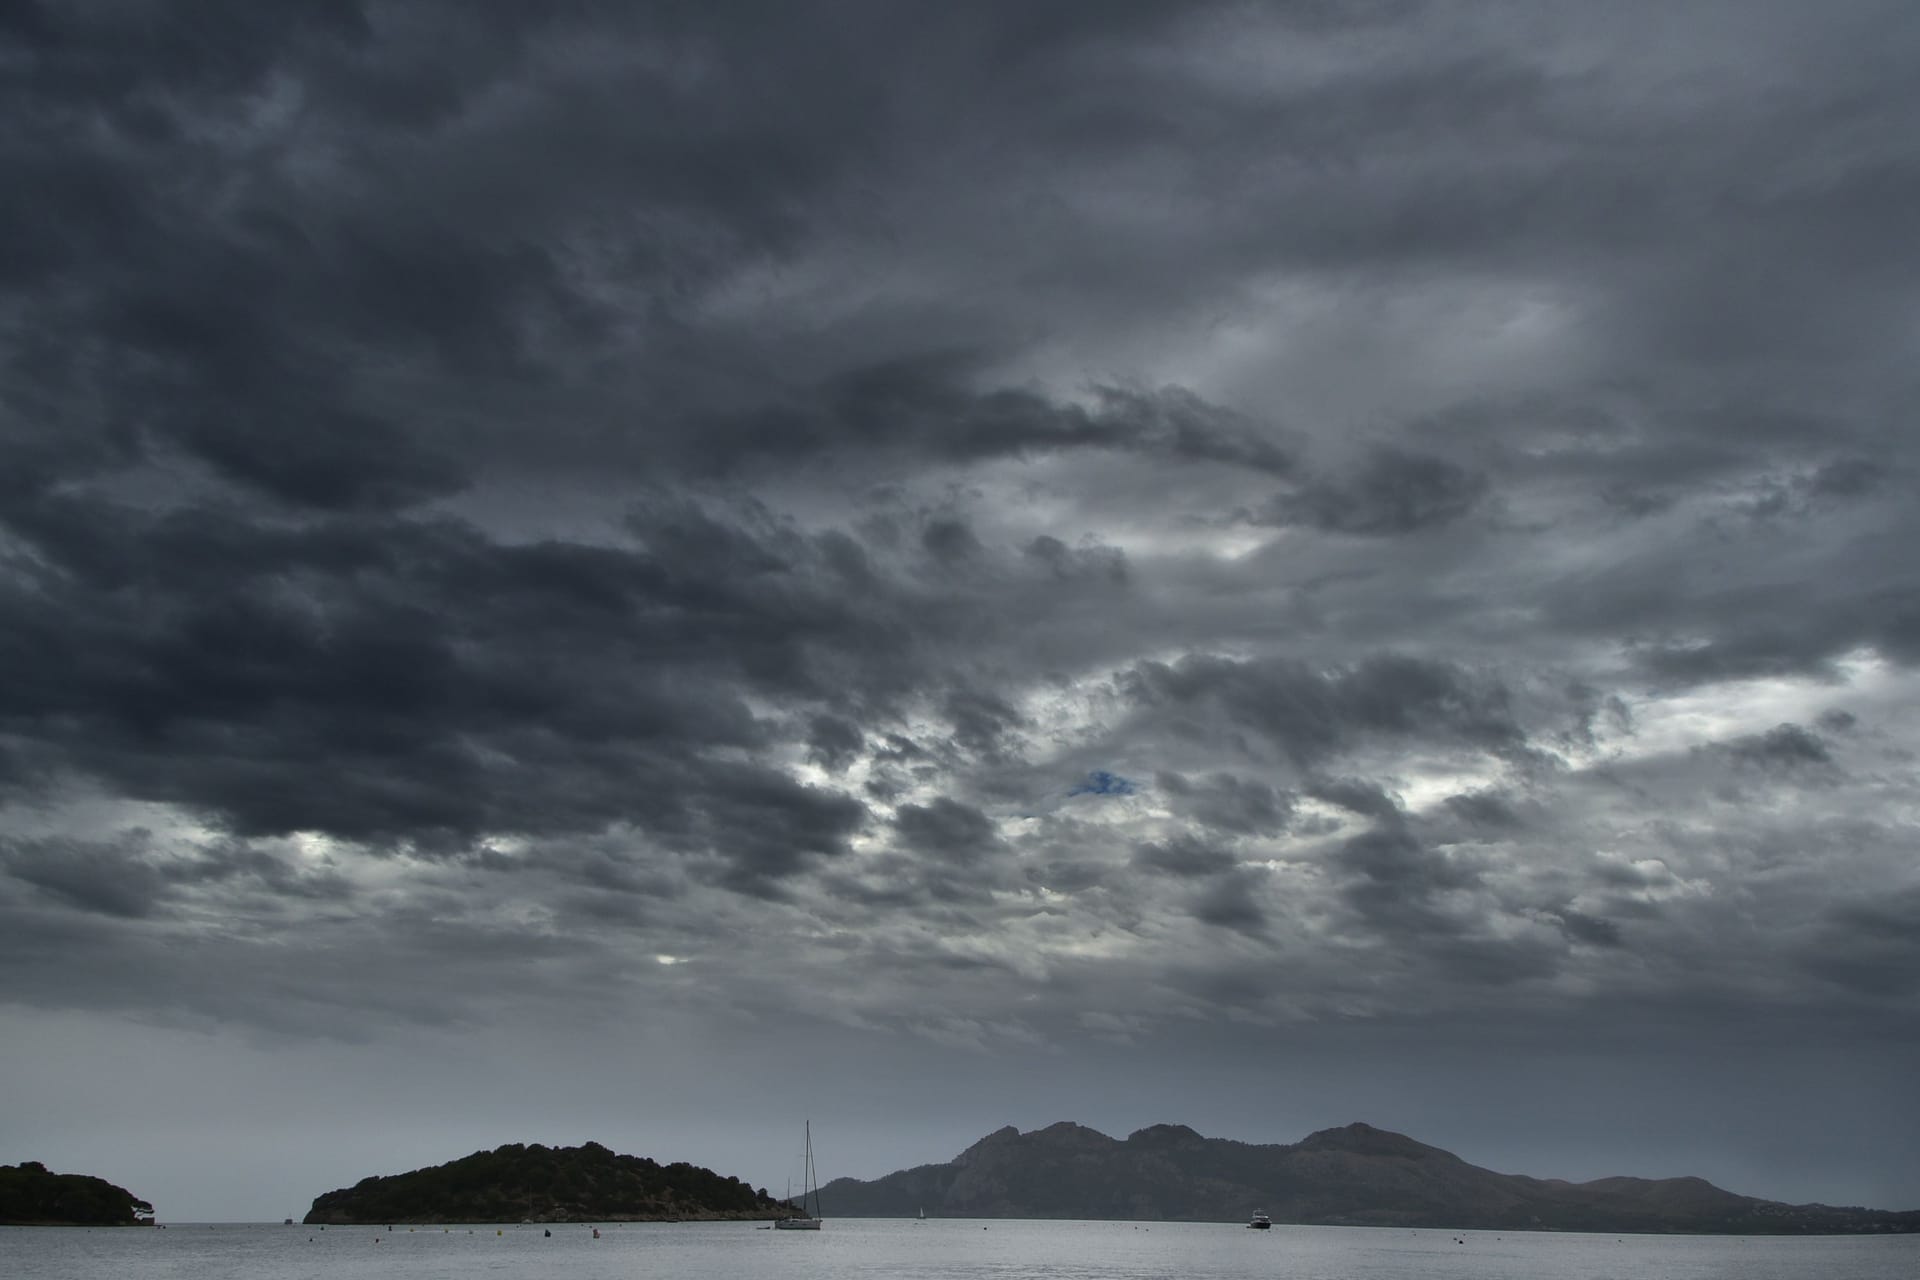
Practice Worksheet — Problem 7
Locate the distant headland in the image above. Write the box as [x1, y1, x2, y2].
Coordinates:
[0, 1161, 154, 1226]
[303, 1141, 794, 1225]
[820, 1122, 1920, 1235]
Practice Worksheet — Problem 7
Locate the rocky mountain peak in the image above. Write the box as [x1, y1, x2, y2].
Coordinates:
[1297, 1122, 1451, 1160]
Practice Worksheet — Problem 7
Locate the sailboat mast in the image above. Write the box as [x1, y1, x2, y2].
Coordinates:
[805, 1119, 820, 1217]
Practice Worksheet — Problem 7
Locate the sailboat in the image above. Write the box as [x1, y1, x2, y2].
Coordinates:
[774, 1120, 824, 1230]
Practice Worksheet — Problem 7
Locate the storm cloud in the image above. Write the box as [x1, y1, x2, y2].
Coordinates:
[3, 0, 1919, 1222]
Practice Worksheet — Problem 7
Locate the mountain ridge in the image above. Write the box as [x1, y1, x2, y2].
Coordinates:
[817, 1122, 1920, 1234]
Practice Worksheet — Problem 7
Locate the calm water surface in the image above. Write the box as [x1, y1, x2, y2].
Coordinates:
[5, 1218, 1915, 1280]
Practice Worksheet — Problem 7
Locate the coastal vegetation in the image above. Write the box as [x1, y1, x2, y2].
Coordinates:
[303, 1141, 790, 1224]
[0, 1161, 154, 1226]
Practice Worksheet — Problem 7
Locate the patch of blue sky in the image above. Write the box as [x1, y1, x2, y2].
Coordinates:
[1069, 770, 1138, 797]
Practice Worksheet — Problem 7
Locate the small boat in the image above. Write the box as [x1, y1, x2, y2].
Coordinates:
[1248, 1210, 1271, 1230]
[773, 1120, 825, 1231]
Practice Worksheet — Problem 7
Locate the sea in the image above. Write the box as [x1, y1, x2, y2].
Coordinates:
[4, 1217, 1915, 1280]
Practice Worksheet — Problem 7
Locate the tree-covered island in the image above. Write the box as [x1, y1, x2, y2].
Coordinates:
[303, 1141, 793, 1224]
[0, 1161, 155, 1226]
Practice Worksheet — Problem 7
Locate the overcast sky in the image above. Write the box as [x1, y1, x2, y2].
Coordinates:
[5, 0, 1919, 1224]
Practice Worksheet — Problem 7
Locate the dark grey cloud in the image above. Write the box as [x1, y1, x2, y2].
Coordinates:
[1155, 772, 1294, 836]
[1333, 824, 1479, 934]
[1442, 789, 1524, 833]
[685, 359, 1301, 493]
[1547, 907, 1623, 950]
[1025, 534, 1129, 586]
[1308, 776, 1407, 825]
[1723, 723, 1836, 773]
[1799, 889, 1920, 999]
[940, 687, 1028, 763]
[1190, 869, 1270, 935]
[0, 491, 920, 895]
[894, 799, 1001, 865]
[806, 713, 867, 773]
[1126, 654, 1522, 768]
[2, 834, 168, 919]
[1132, 834, 1237, 879]
[1253, 448, 1488, 536]
[5, 0, 1920, 1220]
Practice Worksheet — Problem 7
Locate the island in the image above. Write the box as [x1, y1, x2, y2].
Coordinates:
[818, 1121, 1920, 1235]
[1, 1161, 155, 1226]
[303, 1141, 792, 1224]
